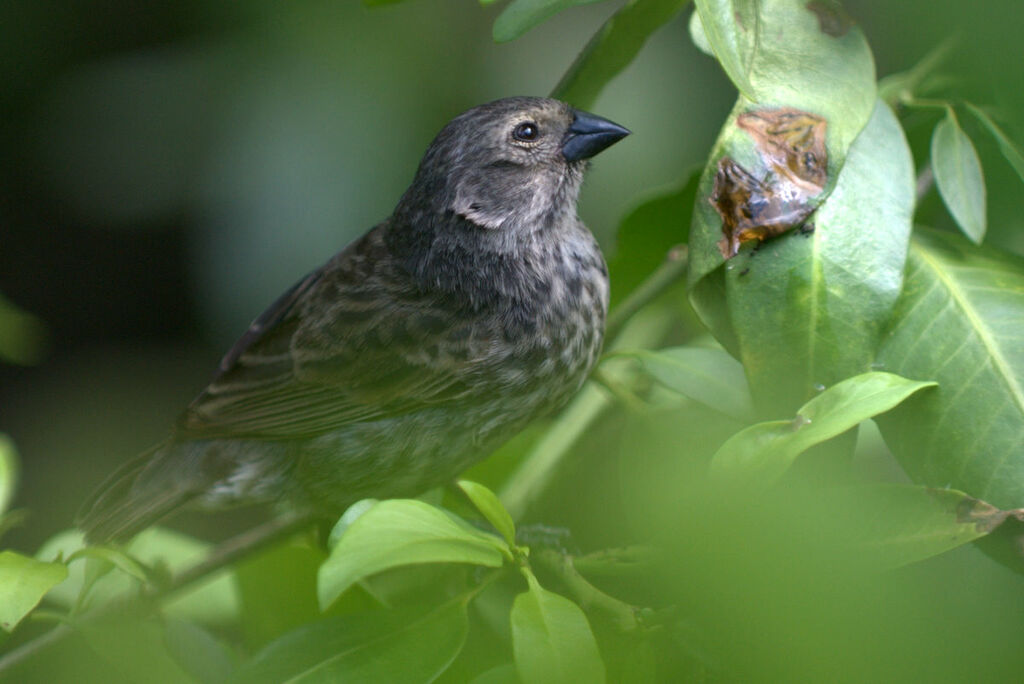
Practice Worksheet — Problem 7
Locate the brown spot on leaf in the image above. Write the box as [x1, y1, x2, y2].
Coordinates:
[806, 0, 853, 37]
[712, 109, 828, 259]
[737, 109, 828, 191]
[949, 492, 1024, 534]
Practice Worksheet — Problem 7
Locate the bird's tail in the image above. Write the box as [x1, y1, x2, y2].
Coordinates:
[76, 442, 200, 543]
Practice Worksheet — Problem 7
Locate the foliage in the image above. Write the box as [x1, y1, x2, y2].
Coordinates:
[3, 0, 1024, 681]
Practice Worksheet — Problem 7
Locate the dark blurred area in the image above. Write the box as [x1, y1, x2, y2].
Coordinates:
[1, 0, 1022, 553]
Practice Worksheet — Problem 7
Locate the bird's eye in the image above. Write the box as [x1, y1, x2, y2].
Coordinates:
[512, 122, 539, 142]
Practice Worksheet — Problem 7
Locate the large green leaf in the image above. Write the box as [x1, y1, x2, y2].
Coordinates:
[318, 499, 509, 610]
[493, 0, 609, 43]
[231, 600, 469, 684]
[687, 0, 879, 413]
[511, 573, 605, 684]
[931, 109, 987, 243]
[711, 372, 935, 485]
[0, 550, 68, 632]
[876, 227, 1024, 509]
[551, 0, 689, 110]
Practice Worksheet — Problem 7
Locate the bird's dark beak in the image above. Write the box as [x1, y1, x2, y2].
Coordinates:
[562, 109, 631, 162]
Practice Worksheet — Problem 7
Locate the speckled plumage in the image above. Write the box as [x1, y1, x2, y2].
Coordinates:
[79, 97, 628, 542]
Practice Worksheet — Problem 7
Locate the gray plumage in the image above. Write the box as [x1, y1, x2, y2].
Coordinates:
[79, 96, 629, 542]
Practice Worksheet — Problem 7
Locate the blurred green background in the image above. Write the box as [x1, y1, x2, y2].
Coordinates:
[2, 0, 1023, 555]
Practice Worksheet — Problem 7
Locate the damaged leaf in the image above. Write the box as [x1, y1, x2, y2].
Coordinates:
[717, 102, 914, 413]
[712, 108, 827, 257]
[687, 0, 877, 395]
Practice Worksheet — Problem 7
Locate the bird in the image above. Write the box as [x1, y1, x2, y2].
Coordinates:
[78, 96, 630, 542]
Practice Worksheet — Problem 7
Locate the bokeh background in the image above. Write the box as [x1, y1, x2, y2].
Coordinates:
[2, 0, 1023, 554]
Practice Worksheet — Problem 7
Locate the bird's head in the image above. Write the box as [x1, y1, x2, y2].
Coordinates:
[397, 97, 630, 232]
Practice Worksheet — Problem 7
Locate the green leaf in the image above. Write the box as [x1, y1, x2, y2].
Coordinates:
[614, 345, 754, 421]
[0, 550, 68, 632]
[838, 485, 1017, 570]
[932, 108, 987, 243]
[551, 0, 689, 110]
[493, 0, 609, 43]
[710, 372, 936, 485]
[511, 572, 605, 684]
[318, 499, 508, 610]
[0, 434, 17, 516]
[606, 171, 699, 309]
[231, 600, 469, 684]
[458, 480, 516, 546]
[876, 227, 1024, 509]
[965, 102, 1024, 185]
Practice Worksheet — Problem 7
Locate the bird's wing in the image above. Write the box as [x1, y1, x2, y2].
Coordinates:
[177, 228, 483, 441]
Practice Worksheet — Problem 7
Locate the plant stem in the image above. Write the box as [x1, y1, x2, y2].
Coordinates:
[532, 548, 641, 633]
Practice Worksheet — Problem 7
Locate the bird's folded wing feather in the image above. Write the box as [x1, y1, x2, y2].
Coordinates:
[177, 231, 482, 441]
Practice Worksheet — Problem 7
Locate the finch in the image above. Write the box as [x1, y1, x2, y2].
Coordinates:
[79, 96, 629, 542]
